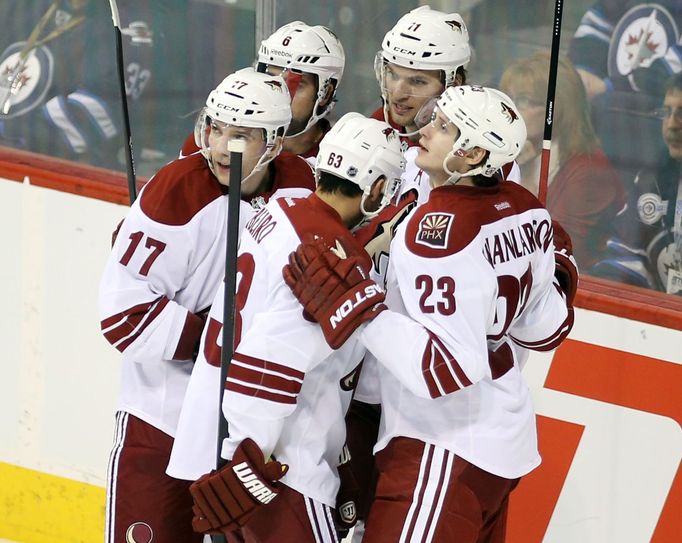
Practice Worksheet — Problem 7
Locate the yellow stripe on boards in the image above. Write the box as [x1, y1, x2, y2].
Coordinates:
[0, 462, 104, 543]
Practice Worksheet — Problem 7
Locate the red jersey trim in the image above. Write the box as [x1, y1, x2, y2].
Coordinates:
[101, 296, 170, 353]
[225, 351, 304, 404]
[422, 331, 472, 398]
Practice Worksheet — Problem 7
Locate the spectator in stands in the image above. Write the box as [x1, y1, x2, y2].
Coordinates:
[594, 73, 682, 294]
[567, 1, 682, 181]
[568, 1, 682, 101]
[500, 51, 626, 269]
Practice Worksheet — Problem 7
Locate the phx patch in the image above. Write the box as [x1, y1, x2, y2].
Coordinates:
[415, 212, 454, 249]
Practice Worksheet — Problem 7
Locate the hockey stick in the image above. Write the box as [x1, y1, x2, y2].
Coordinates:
[537, 0, 565, 205]
[108, 0, 137, 204]
[213, 139, 245, 543]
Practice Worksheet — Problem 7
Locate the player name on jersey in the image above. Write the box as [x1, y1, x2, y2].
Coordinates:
[482, 218, 552, 267]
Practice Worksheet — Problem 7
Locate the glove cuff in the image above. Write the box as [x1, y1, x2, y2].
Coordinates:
[320, 279, 385, 349]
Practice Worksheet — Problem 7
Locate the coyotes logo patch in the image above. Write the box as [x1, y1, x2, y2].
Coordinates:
[382, 126, 397, 142]
[265, 79, 284, 92]
[445, 20, 463, 32]
[416, 213, 454, 249]
[501, 102, 519, 123]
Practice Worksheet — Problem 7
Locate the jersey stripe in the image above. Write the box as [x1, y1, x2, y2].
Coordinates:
[399, 443, 454, 543]
[304, 496, 338, 543]
[232, 351, 305, 381]
[512, 308, 574, 351]
[225, 352, 305, 404]
[101, 297, 170, 352]
[105, 411, 128, 543]
[422, 332, 472, 398]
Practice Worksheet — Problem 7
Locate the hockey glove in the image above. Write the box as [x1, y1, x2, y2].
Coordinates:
[283, 236, 386, 349]
[190, 438, 288, 536]
[334, 445, 359, 536]
[552, 220, 579, 306]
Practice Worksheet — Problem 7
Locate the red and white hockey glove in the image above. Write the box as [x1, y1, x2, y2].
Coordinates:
[283, 236, 386, 349]
[189, 438, 288, 536]
[552, 220, 579, 306]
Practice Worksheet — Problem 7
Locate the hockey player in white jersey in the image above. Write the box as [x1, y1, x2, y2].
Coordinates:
[167, 113, 405, 542]
[180, 21, 344, 162]
[98, 67, 315, 543]
[256, 21, 344, 159]
[284, 86, 578, 543]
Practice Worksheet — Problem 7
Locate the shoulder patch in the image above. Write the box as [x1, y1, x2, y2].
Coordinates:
[415, 212, 455, 249]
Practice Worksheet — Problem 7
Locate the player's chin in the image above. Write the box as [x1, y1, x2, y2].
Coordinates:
[214, 162, 231, 185]
[389, 104, 413, 124]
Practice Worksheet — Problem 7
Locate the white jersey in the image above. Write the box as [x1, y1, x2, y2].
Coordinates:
[354, 148, 522, 405]
[360, 181, 574, 478]
[168, 194, 368, 507]
[98, 152, 314, 437]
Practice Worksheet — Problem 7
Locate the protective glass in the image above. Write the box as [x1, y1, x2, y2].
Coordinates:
[413, 98, 458, 137]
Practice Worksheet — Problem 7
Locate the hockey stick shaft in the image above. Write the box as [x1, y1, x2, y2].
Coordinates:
[217, 141, 245, 460]
[537, 0, 564, 206]
[213, 141, 245, 543]
[108, 0, 137, 204]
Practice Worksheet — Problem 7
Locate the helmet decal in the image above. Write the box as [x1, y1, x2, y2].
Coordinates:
[501, 102, 520, 123]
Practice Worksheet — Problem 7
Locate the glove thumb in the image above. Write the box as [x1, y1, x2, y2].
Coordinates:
[262, 460, 289, 482]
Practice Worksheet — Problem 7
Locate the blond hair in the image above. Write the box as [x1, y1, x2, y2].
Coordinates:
[500, 51, 598, 162]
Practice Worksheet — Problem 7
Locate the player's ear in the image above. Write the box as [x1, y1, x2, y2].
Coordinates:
[369, 176, 386, 199]
[266, 136, 284, 160]
[318, 82, 335, 109]
[464, 147, 487, 167]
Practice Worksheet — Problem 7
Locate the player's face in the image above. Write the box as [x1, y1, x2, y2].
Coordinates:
[661, 89, 682, 161]
[267, 65, 318, 136]
[382, 63, 444, 128]
[207, 120, 267, 189]
[416, 110, 464, 183]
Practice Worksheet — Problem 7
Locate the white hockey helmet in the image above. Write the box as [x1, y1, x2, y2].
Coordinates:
[424, 85, 527, 180]
[376, 6, 471, 89]
[257, 21, 345, 134]
[195, 68, 292, 175]
[316, 112, 406, 218]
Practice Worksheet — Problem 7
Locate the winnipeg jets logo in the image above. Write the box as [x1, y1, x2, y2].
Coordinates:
[1, 62, 30, 89]
[608, 6, 678, 80]
[265, 79, 284, 92]
[501, 102, 519, 123]
[382, 126, 397, 142]
[416, 213, 454, 249]
[0, 43, 54, 118]
[445, 20, 463, 32]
